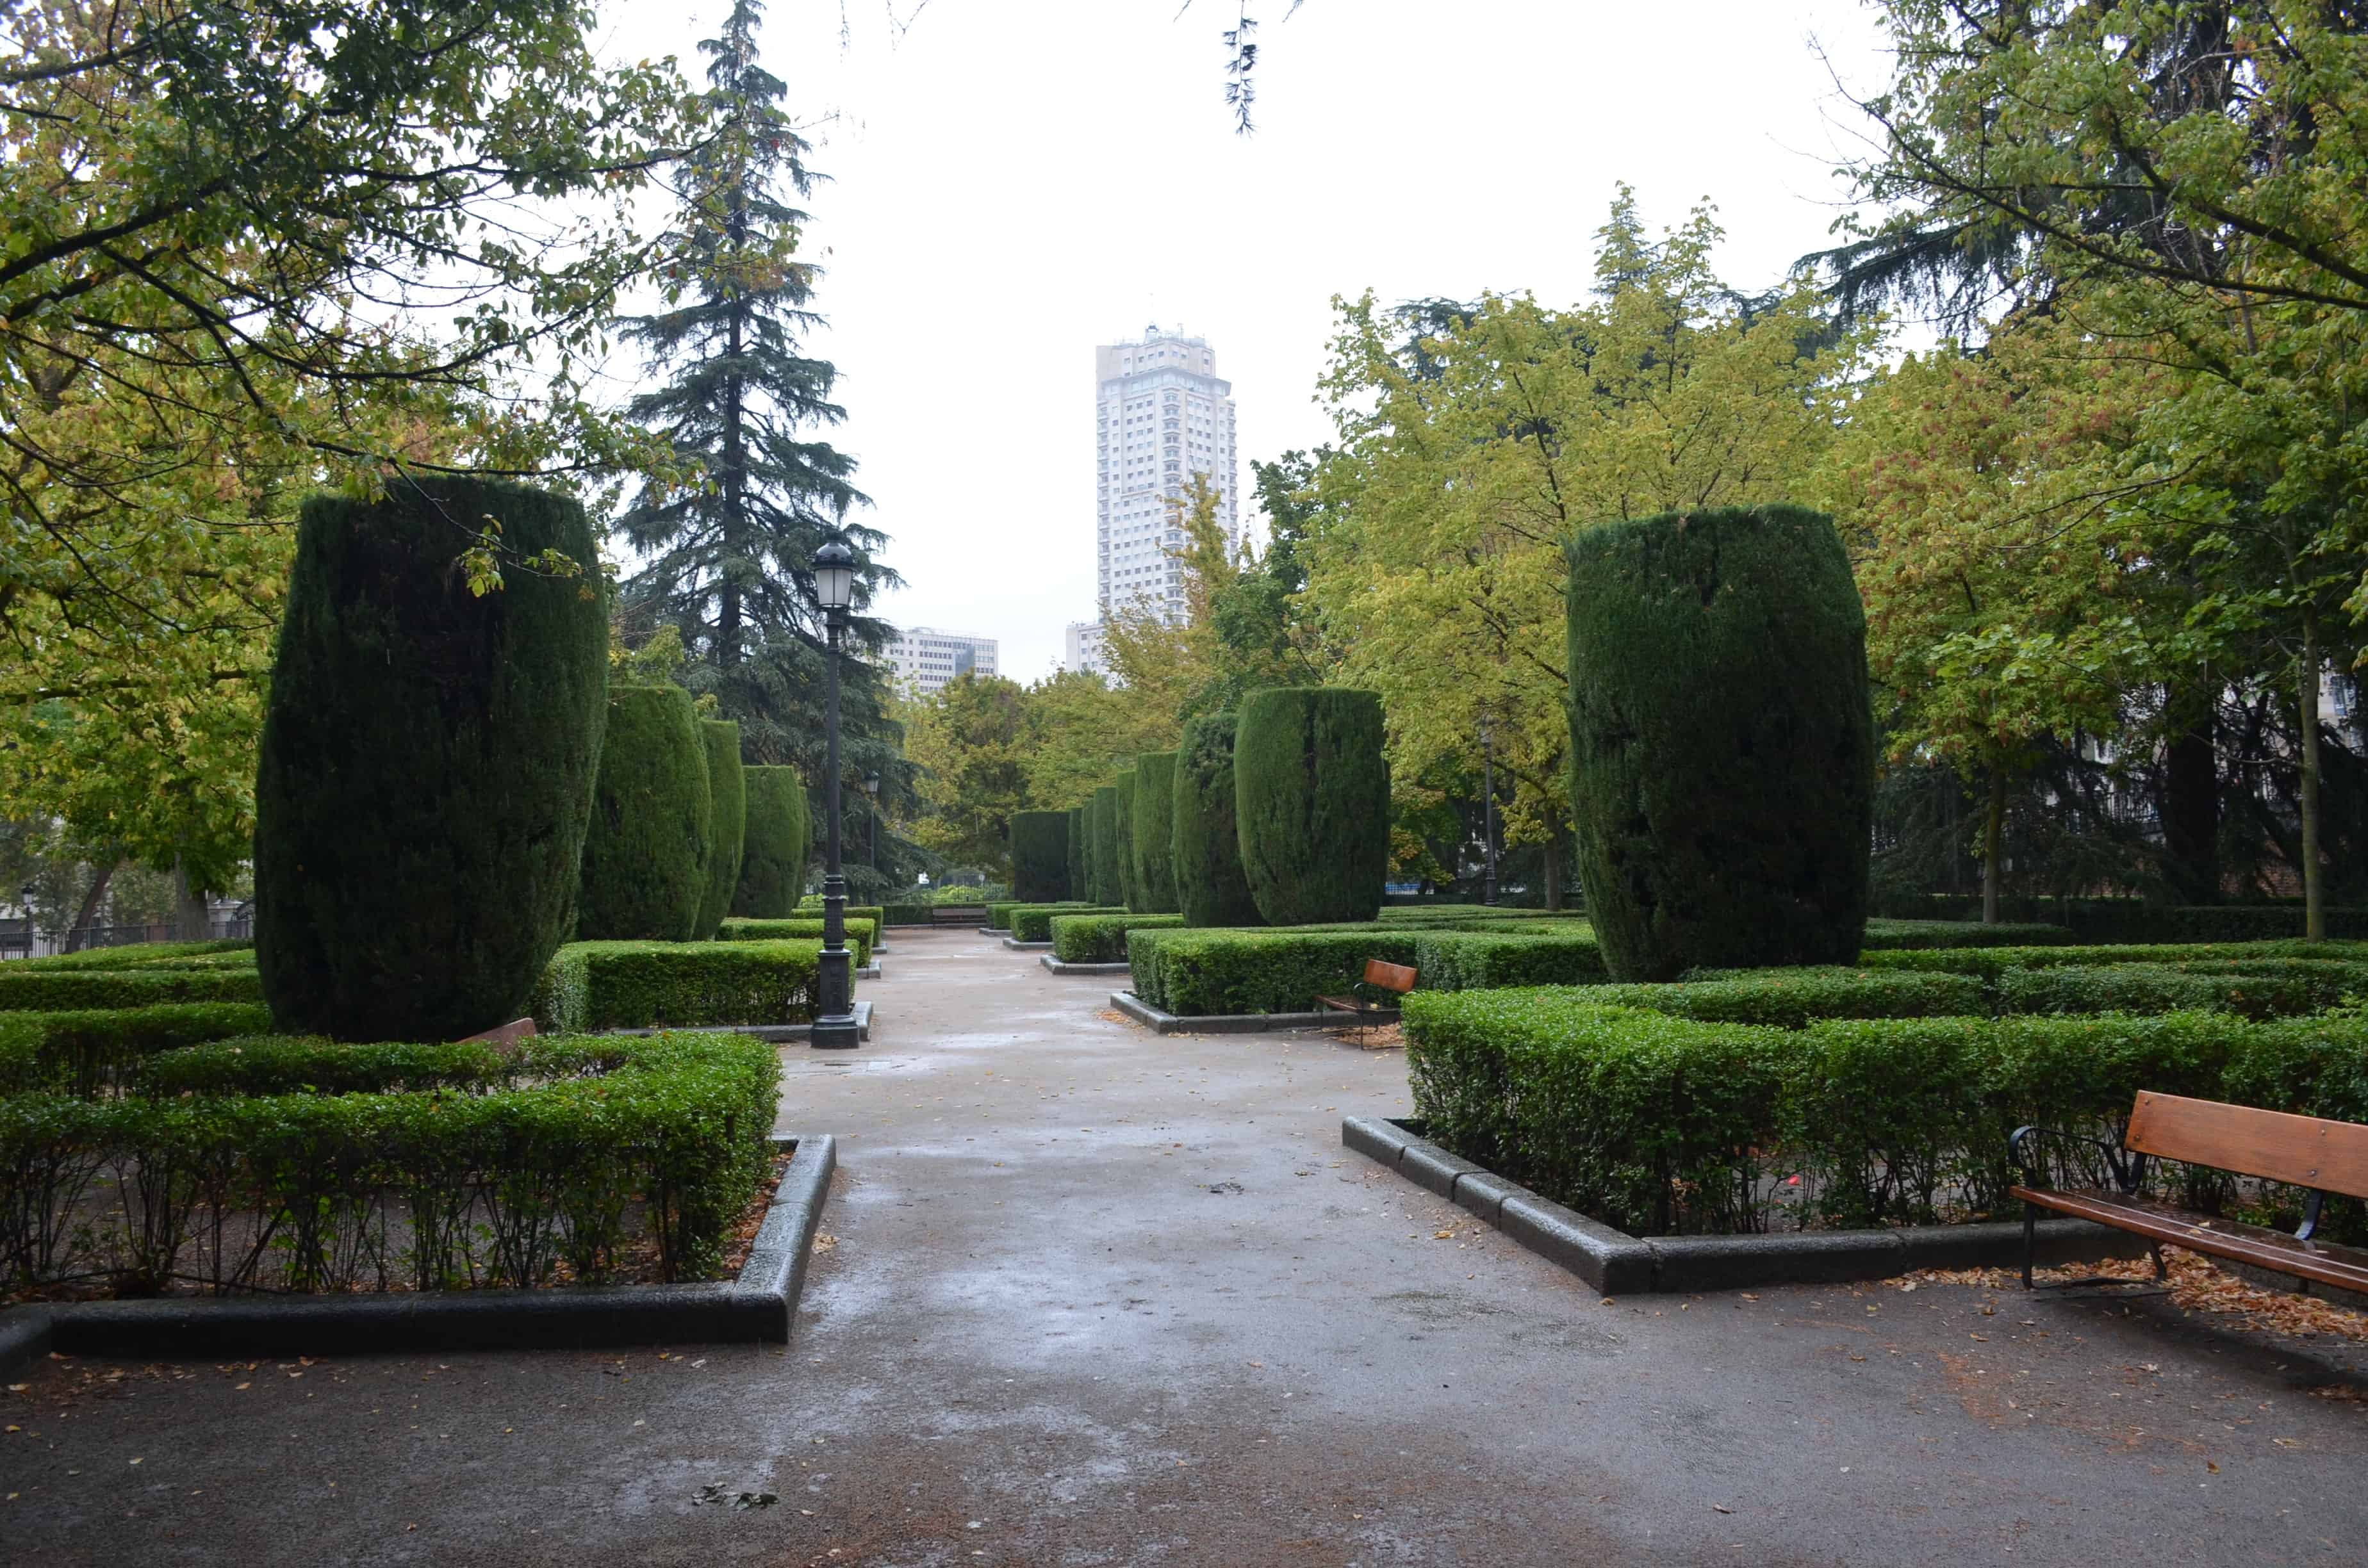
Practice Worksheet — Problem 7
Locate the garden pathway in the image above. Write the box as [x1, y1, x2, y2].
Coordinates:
[5, 928, 2367, 1565]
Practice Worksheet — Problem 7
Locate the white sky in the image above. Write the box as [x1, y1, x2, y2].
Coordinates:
[600, 0, 1897, 682]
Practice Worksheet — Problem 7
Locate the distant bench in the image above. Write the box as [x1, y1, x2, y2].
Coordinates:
[1315, 959, 1417, 1043]
[2010, 1091, 2368, 1296]
[933, 904, 987, 928]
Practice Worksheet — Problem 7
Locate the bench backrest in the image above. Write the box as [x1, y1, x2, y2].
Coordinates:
[2125, 1091, 2368, 1200]
[1362, 959, 1418, 995]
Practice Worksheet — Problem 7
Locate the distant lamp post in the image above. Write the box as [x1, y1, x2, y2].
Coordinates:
[810, 534, 862, 1050]
[862, 771, 881, 872]
[1480, 714, 1499, 908]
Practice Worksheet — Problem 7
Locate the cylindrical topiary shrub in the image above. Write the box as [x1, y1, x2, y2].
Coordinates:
[1234, 688, 1392, 926]
[577, 685, 712, 942]
[1130, 752, 1180, 913]
[1113, 769, 1140, 911]
[254, 477, 607, 1041]
[1067, 806, 1087, 902]
[1010, 810, 1073, 903]
[1089, 786, 1124, 906]
[693, 719, 748, 940]
[734, 766, 812, 918]
[1172, 714, 1264, 928]
[1563, 503, 1873, 981]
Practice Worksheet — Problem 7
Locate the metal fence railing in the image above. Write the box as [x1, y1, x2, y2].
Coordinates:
[0, 913, 252, 961]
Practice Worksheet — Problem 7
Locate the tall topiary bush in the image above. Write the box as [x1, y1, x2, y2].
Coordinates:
[1010, 811, 1073, 902]
[1564, 503, 1873, 981]
[1130, 752, 1180, 913]
[254, 478, 607, 1041]
[734, 767, 811, 918]
[1067, 806, 1087, 902]
[577, 685, 712, 942]
[1172, 714, 1263, 928]
[1089, 786, 1124, 906]
[693, 720, 748, 940]
[1113, 769, 1141, 911]
[1234, 688, 1391, 926]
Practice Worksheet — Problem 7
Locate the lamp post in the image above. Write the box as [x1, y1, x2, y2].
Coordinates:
[810, 534, 862, 1050]
[862, 771, 880, 872]
[1480, 714, 1499, 908]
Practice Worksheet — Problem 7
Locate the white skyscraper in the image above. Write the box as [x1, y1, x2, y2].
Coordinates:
[883, 626, 999, 698]
[1094, 325, 1238, 626]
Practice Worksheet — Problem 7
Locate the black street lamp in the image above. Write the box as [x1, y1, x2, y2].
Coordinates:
[862, 771, 880, 872]
[810, 534, 862, 1050]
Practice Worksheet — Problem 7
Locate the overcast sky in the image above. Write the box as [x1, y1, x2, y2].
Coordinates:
[600, 0, 1898, 682]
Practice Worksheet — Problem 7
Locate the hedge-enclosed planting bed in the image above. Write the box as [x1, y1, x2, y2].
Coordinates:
[1012, 904, 1121, 942]
[1049, 912, 1185, 963]
[532, 940, 828, 1032]
[714, 918, 875, 962]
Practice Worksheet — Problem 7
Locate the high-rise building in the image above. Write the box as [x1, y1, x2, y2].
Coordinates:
[884, 626, 999, 698]
[1062, 619, 1107, 676]
[1094, 325, 1237, 626]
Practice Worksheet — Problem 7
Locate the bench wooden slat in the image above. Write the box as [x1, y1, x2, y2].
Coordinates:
[2010, 1186, 2368, 1295]
[1362, 959, 1417, 994]
[2124, 1091, 2368, 1201]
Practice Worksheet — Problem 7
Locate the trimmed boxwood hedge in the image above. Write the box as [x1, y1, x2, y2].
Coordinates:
[1012, 904, 1121, 942]
[693, 719, 748, 940]
[1404, 988, 2368, 1238]
[1233, 687, 1390, 926]
[714, 918, 874, 963]
[1860, 919, 2073, 949]
[1875, 896, 2368, 944]
[1049, 912, 1184, 963]
[532, 940, 827, 1031]
[1852, 938, 2368, 981]
[0, 1001, 275, 1097]
[576, 684, 712, 942]
[8, 939, 255, 972]
[1011, 811, 1073, 904]
[1089, 786, 1124, 906]
[0, 966, 266, 1013]
[1125, 927, 1611, 1017]
[253, 478, 609, 1041]
[792, 901, 885, 932]
[1067, 808, 1088, 909]
[1129, 752, 1180, 914]
[1564, 504, 1873, 981]
[734, 767, 812, 918]
[0, 1029, 777, 1291]
[1112, 770, 1140, 911]
[1172, 714, 1262, 929]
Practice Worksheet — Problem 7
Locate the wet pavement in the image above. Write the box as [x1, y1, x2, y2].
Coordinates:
[4, 927, 2365, 1565]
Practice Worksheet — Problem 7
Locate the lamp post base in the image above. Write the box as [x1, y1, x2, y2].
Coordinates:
[809, 1013, 861, 1050]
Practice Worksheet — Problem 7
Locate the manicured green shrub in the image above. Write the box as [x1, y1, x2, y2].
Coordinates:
[532, 940, 827, 1031]
[1564, 504, 1873, 981]
[1128, 753, 1180, 913]
[1089, 786, 1124, 906]
[1991, 962, 2368, 1021]
[1579, 968, 1989, 1028]
[1172, 714, 1263, 929]
[1049, 912, 1184, 963]
[1872, 895, 2368, 943]
[1412, 931, 1607, 992]
[253, 478, 607, 1041]
[714, 918, 874, 963]
[576, 684, 712, 942]
[0, 1031, 777, 1291]
[1861, 919, 2074, 950]
[1010, 812, 1073, 904]
[1855, 938, 2368, 981]
[1130, 929, 1420, 1015]
[734, 767, 812, 918]
[1011, 904, 1120, 942]
[0, 1002, 274, 1096]
[693, 719, 748, 940]
[1067, 808, 1088, 908]
[880, 902, 932, 926]
[0, 967, 265, 1013]
[1233, 688, 1391, 926]
[1112, 771, 1141, 911]
[987, 901, 1020, 929]
[8, 939, 254, 972]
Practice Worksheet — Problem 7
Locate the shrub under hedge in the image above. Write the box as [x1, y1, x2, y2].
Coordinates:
[0, 1001, 275, 1097]
[1172, 714, 1262, 929]
[532, 940, 826, 1031]
[576, 684, 712, 942]
[1129, 752, 1180, 914]
[714, 918, 874, 963]
[1565, 504, 1873, 981]
[734, 767, 812, 918]
[1050, 912, 1184, 963]
[0, 1029, 777, 1292]
[693, 719, 748, 941]
[1010, 810, 1073, 904]
[253, 478, 608, 1041]
[1011, 904, 1121, 942]
[1234, 687, 1390, 926]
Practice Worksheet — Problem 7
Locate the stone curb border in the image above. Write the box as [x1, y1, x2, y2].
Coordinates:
[1112, 991, 1395, 1036]
[596, 1000, 873, 1043]
[1039, 956, 1131, 977]
[1342, 1116, 2144, 1294]
[1003, 938, 1053, 951]
[0, 1134, 837, 1379]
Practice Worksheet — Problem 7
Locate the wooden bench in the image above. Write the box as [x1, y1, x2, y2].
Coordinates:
[932, 904, 987, 928]
[2009, 1090, 2368, 1296]
[1315, 960, 1417, 1043]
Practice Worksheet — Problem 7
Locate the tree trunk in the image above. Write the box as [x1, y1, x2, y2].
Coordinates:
[174, 858, 211, 941]
[2160, 672, 2219, 904]
[1981, 767, 2005, 925]
[62, 859, 117, 954]
[1542, 830, 1563, 912]
[2298, 607, 2326, 941]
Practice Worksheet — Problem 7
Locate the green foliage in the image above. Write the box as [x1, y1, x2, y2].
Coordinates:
[532, 940, 828, 1032]
[693, 721, 748, 940]
[714, 919, 873, 963]
[254, 480, 608, 1041]
[577, 685, 713, 942]
[1049, 913, 1184, 964]
[1112, 770, 1140, 911]
[1128, 754, 1180, 914]
[732, 766, 811, 917]
[1010, 904, 1119, 942]
[1172, 714, 1263, 929]
[1860, 919, 2074, 949]
[1010, 811, 1073, 904]
[1067, 808, 1087, 904]
[0, 1002, 274, 1097]
[4, 940, 254, 972]
[1130, 929, 1421, 1016]
[791, 899, 884, 928]
[1565, 505, 1873, 980]
[1088, 787, 1124, 906]
[1233, 688, 1391, 926]
[0, 1030, 777, 1291]
[1854, 939, 2368, 982]
[0, 967, 265, 1014]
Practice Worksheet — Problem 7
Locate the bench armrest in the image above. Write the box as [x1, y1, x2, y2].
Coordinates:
[2009, 1124, 2146, 1195]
